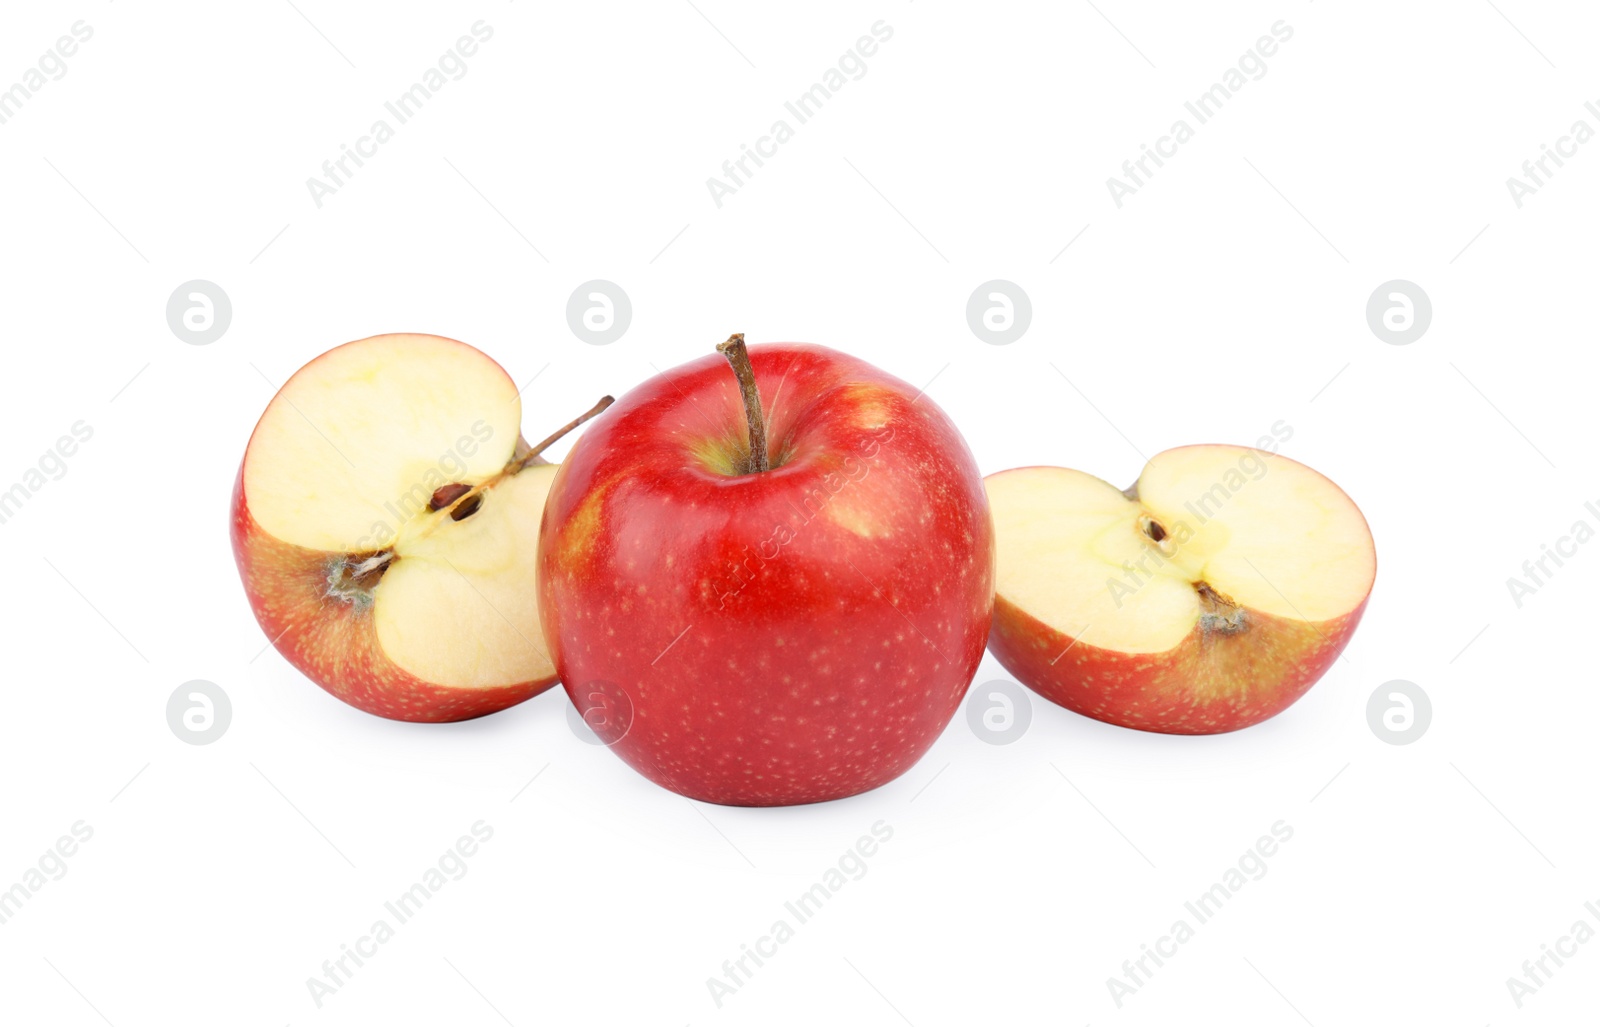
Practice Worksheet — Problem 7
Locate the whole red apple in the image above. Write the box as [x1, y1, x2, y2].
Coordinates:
[539, 336, 994, 805]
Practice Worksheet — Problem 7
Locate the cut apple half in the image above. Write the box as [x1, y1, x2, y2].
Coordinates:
[231, 333, 610, 722]
[985, 445, 1375, 734]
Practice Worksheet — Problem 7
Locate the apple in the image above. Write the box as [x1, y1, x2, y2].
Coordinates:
[985, 445, 1375, 734]
[538, 335, 994, 805]
[231, 332, 611, 722]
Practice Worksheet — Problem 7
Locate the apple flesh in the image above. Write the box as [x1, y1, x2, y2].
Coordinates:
[985, 446, 1375, 733]
[231, 333, 597, 722]
[538, 338, 994, 805]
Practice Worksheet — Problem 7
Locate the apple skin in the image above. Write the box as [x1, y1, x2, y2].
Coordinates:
[230, 460, 558, 723]
[987, 593, 1369, 734]
[538, 343, 994, 806]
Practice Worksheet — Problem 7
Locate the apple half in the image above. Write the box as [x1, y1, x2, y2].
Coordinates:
[231, 333, 607, 722]
[985, 445, 1375, 734]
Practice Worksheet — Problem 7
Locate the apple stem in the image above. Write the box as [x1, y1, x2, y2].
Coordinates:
[425, 395, 615, 530]
[505, 394, 615, 476]
[716, 333, 769, 474]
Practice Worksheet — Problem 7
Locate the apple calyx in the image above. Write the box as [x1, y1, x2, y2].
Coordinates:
[324, 549, 394, 609]
[715, 333, 770, 474]
[1195, 581, 1247, 635]
[319, 393, 615, 610]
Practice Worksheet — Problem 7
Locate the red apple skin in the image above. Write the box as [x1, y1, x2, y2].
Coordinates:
[538, 343, 994, 806]
[987, 594, 1369, 734]
[230, 465, 558, 722]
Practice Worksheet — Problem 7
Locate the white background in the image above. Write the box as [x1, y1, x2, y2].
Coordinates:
[1, 1, 1595, 1024]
